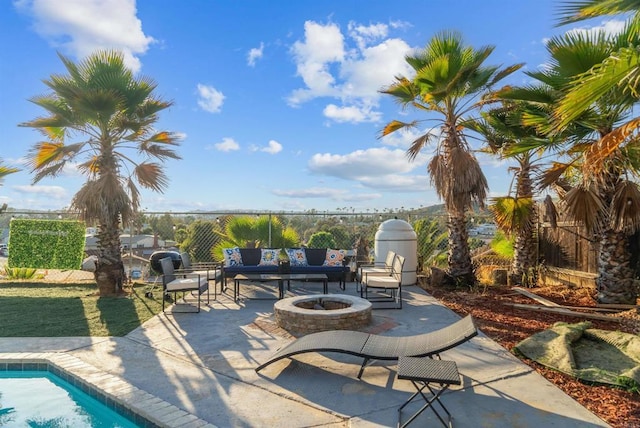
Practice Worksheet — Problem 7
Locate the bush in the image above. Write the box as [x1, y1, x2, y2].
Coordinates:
[307, 231, 336, 248]
[4, 267, 37, 280]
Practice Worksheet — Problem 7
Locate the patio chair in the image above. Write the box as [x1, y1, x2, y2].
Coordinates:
[356, 250, 395, 291]
[180, 252, 221, 299]
[360, 254, 405, 309]
[159, 256, 209, 313]
[255, 314, 478, 379]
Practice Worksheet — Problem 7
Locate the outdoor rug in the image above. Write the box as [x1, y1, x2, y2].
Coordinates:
[514, 321, 640, 391]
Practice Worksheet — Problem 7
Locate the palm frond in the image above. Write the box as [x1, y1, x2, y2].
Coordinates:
[543, 195, 559, 229]
[562, 184, 605, 232]
[610, 180, 640, 231]
[585, 117, 640, 175]
[133, 162, 169, 192]
[556, 0, 640, 25]
[489, 196, 535, 235]
[537, 162, 572, 192]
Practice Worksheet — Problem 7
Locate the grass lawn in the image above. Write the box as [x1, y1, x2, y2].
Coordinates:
[0, 281, 164, 337]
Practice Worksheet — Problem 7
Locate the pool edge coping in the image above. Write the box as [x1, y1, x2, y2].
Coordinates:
[0, 352, 217, 428]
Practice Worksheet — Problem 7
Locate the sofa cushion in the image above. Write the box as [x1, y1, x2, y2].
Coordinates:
[259, 248, 280, 266]
[239, 248, 262, 266]
[223, 247, 243, 266]
[323, 249, 346, 266]
[286, 248, 308, 267]
[224, 265, 280, 274]
[304, 248, 329, 266]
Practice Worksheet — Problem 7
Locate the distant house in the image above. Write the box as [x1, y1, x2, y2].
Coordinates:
[469, 223, 498, 237]
[85, 233, 177, 260]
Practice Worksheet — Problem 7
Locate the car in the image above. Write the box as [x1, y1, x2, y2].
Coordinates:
[130, 269, 142, 280]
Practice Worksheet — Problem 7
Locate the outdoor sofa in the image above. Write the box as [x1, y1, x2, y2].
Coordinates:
[220, 247, 351, 289]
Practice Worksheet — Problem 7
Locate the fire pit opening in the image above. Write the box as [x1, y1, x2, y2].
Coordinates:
[274, 294, 372, 334]
[294, 298, 352, 311]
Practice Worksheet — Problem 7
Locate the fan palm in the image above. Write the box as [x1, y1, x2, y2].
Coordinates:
[465, 103, 548, 286]
[554, 2, 640, 132]
[379, 30, 523, 286]
[504, 29, 640, 303]
[212, 215, 300, 261]
[21, 50, 181, 296]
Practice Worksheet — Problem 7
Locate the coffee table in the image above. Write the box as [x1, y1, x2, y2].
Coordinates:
[232, 273, 328, 301]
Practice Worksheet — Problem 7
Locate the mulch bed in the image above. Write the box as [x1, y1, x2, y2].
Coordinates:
[422, 282, 640, 428]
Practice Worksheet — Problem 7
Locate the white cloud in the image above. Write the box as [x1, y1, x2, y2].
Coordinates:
[211, 137, 239, 152]
[323, 104, 381, 123]
[308, 147, 427, 182]
[288, 20, 414, 124]
[348, 22, 388, 50]
[197, 84, 225, 113]
[247, 42, 264, 66]
[288, 21, 345, 105]
[15, 0, 154, 73]
[272, 187, 383, 203]
[12, 184, 67, 199]
[566, 18, 626, 39]
[262, 140, 282, 154]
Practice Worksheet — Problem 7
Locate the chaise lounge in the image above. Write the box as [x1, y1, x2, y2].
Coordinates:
[255, 314, 478, 379]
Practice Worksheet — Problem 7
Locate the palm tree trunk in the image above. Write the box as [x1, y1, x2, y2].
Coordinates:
[94, 218, 125, 296]
[596, 229, 637, 304]
[511, 160, 537, 286]
[447, 209, 474, 285]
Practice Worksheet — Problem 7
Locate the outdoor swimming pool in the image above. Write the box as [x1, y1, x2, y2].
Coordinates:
[0, 370, 139, 427]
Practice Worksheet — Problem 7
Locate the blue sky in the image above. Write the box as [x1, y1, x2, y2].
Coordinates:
[0, 0, 623, 213]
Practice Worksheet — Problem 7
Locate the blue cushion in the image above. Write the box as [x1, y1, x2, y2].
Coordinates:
[223, 247, 243, 266]
[286, 248, 308, 266]
[259, 249, 280, 266]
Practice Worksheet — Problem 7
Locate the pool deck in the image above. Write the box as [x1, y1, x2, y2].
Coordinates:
[0, 281, 611, 427]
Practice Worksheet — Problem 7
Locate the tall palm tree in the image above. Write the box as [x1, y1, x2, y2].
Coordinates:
[504, 30, 640, 303]
[379, 30, 523, 286]
[465, 103, 547, 286]
[21, 50, 181, 296]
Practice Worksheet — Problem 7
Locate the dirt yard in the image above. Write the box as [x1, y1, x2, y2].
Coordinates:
[421, 282, 640, 428]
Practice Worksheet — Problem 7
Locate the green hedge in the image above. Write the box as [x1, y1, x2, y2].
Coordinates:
[8, 219, 85, 269]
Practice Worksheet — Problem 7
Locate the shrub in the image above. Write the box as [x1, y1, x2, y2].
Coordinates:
[4, 267, 37, 280]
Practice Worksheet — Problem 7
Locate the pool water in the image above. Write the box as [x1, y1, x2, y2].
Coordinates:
[0, 371, 139, 427]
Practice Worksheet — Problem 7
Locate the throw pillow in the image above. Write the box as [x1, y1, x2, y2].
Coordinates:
[323, 248, 346, 266]
[223, 247, 243, 267]
[259, 248, 280, 266]
[286, 248, 308, 266]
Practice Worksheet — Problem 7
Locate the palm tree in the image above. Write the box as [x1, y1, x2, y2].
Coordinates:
[554, 1, 640, 129]
[21, 50, 181, 296]
[379, 30, 523, 286]
[504, 30, 640, 303]
[212, 215, 300, 261]
[465, 104, 546, 286]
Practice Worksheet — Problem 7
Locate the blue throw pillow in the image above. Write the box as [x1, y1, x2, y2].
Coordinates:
[286, 248, 308, 266]
[259, 249, 280, 266]
[223, 247, 243, 267]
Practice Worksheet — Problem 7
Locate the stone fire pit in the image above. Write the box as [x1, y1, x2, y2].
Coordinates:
[274, 294, 372, 334]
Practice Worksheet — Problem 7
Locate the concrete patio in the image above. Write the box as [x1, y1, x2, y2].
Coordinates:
[0, 280, 611, 427]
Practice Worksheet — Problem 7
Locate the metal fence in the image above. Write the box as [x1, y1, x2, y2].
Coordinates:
[0, 209, 464, 282]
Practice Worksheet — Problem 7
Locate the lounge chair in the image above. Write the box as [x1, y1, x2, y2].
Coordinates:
[255, 314, 477, 379]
